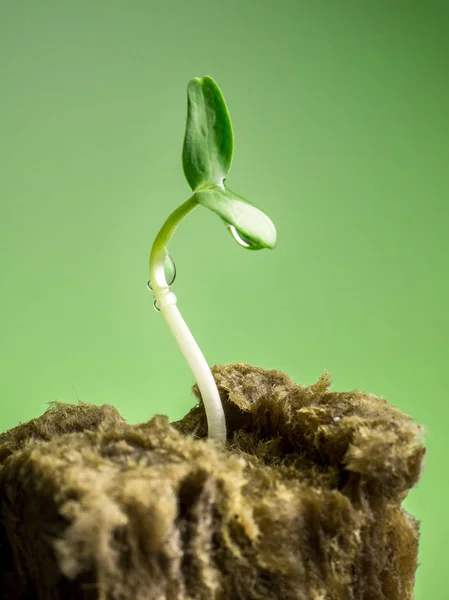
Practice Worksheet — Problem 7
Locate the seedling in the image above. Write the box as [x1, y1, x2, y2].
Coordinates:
[148, 76, 276, 445]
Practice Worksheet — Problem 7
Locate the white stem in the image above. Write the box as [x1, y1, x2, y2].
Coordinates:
[149, 199, 226, 445]
[156, 289, 226, 445]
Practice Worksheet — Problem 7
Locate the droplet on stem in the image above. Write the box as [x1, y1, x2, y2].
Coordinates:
[147, 252, 177, 290]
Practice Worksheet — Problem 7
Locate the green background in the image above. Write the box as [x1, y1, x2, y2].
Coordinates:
[1, 1, 447, 596]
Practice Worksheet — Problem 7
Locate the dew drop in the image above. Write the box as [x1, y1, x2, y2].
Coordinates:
[228, 225, 263, 250]
[147, 252, 176, 291]
[164, 252, 176, 285]
[153, 299, 160, 312]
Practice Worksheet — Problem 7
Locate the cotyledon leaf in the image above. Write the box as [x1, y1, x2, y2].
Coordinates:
[182, 76, 234, 192]
[193, 186, 277, 250]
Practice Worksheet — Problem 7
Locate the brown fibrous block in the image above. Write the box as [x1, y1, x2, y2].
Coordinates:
[0, 364, 424, 599]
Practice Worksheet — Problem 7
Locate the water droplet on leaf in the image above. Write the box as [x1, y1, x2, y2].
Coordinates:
[227, 225, 263, 250]
[153, 300, 160, 312]
[147, 252, 177, 290]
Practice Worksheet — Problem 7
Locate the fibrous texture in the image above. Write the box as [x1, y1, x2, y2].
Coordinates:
[0, 364, 424, 599]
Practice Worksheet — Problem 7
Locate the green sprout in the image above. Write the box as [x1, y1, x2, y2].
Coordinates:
[148, 76, 276, 445]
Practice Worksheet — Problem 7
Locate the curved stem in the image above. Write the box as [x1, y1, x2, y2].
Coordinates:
[149, 198, 227, 445]
[149, 198, 198, 290]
